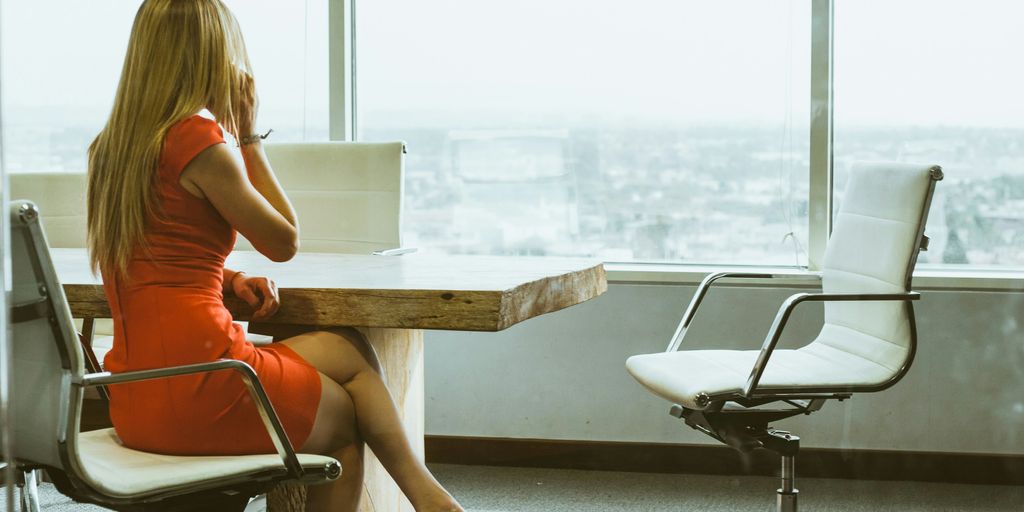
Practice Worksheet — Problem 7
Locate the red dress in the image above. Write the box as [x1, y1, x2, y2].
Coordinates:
[102, 115, 321, 455]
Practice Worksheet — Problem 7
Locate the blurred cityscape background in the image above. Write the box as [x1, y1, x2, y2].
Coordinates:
[5, 107, 1023, 268]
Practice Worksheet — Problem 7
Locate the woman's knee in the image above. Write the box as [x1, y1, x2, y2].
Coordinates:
[322, 327, 381, 374]
[282, 328, 381, 385]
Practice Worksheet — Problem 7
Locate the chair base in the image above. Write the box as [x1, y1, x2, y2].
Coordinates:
[18, 469, 42, 512]
[674, 403, 809, 512]
[778, 488, 798, 512]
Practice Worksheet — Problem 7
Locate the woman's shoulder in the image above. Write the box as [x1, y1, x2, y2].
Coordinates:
[162, 114, 227, 177]
[166, 114, 224, 145]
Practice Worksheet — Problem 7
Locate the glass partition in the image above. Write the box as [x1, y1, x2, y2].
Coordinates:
[0, 0, 12, 505]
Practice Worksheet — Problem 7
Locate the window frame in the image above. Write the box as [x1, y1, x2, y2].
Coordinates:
[333, 0, 1023, 291]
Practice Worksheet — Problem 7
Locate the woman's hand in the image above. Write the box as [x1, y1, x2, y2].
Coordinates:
[232, 273, 279, 321]
[233, 71, 258, 141]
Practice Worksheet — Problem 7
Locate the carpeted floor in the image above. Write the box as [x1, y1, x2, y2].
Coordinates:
[431, 464, 1024, 511]
[3, 464, 1022, 511]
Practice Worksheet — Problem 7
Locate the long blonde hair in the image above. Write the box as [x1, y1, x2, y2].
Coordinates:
[87, 0, 251, 277]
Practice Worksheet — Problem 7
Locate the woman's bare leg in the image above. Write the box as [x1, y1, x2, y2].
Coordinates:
[301, 373, 365, 511]
[283, 328, 461, 511]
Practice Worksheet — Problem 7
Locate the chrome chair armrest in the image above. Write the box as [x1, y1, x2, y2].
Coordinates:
[743, 291, 922, 398]
[77, 359, 304, 479]
[665, 271, 822, 352]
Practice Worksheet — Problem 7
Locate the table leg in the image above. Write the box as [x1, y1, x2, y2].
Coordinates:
[356, 327, 424, 512]
[266, 327, 424, 512]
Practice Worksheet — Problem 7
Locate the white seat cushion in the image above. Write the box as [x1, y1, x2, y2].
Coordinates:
[626, 340, 905, 410]
[77, 429, 338, 498]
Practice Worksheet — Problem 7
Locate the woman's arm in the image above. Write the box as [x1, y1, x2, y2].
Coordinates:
[223, 267, 243, 294]
[180, 144, 299, 261]
[180, 72, 299, 262]
[232, 71, 297, 237]
[239, 142, 297, 229]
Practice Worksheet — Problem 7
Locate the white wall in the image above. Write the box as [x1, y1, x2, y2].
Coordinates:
[423, 282, 1024, 455]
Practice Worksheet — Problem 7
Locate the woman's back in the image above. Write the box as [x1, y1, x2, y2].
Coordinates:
[115, 115, 234, 290]
[100, 114, 319, 456]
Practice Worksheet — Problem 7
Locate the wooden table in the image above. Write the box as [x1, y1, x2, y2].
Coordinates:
[54, 249, 607, 511]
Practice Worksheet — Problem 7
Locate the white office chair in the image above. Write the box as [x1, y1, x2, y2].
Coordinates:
[626, 162, 943, 512]
[9, 200, 340, 512]
[240, 141, 406, 254]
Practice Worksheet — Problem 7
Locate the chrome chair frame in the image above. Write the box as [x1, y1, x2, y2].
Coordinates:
[672, 272, 922, 406]
[10, 201, 339, 512]
[658, 166, 942, 512]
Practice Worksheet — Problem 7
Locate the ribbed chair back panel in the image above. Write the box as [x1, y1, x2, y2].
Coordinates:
[237, 142, 404, 254]
[807, 162, 936, 372]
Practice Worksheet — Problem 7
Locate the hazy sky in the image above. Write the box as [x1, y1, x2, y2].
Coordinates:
[1, 0, 327, 134]
[2, 0, 1022, 129]
[357, 0, 1024, 128]
[358, 0, 810, 126]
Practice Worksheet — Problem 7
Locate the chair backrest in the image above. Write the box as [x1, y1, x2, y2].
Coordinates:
[812, 162, 942, 375]
[10, 172, 88, 248]
[236, 142, 405, 254]
[9, 200, 85, 470]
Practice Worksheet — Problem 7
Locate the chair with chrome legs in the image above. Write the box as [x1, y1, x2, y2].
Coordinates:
[7, 199, 341, 512]
[626, 162, 942, 512]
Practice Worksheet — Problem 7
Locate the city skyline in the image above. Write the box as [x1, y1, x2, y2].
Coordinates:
[5, 104, 1021, 268]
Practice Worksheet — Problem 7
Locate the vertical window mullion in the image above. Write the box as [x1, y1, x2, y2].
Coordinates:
[329, 0, 355, 141]
[808, 0, 834, 270]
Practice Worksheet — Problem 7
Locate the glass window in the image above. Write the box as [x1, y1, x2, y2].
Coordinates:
[0, 0, 327, 174]
[834, 0, 1024, 268]
[231, 0, 328, 143]
[357, 0, 811, 265]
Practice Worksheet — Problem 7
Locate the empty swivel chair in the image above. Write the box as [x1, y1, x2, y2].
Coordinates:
[626, 162, 942, 512]
[240, 141, 406, 254]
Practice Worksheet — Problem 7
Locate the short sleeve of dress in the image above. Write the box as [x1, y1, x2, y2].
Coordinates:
[161, 115, 226, 180]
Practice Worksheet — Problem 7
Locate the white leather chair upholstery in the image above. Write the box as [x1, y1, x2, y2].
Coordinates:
[626, 162, 943, 512]
[9, 200, 340, 512]
[240, 141, 405, 254]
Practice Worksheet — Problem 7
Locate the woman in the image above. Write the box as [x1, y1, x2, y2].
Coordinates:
[86, 1, 461, 510]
